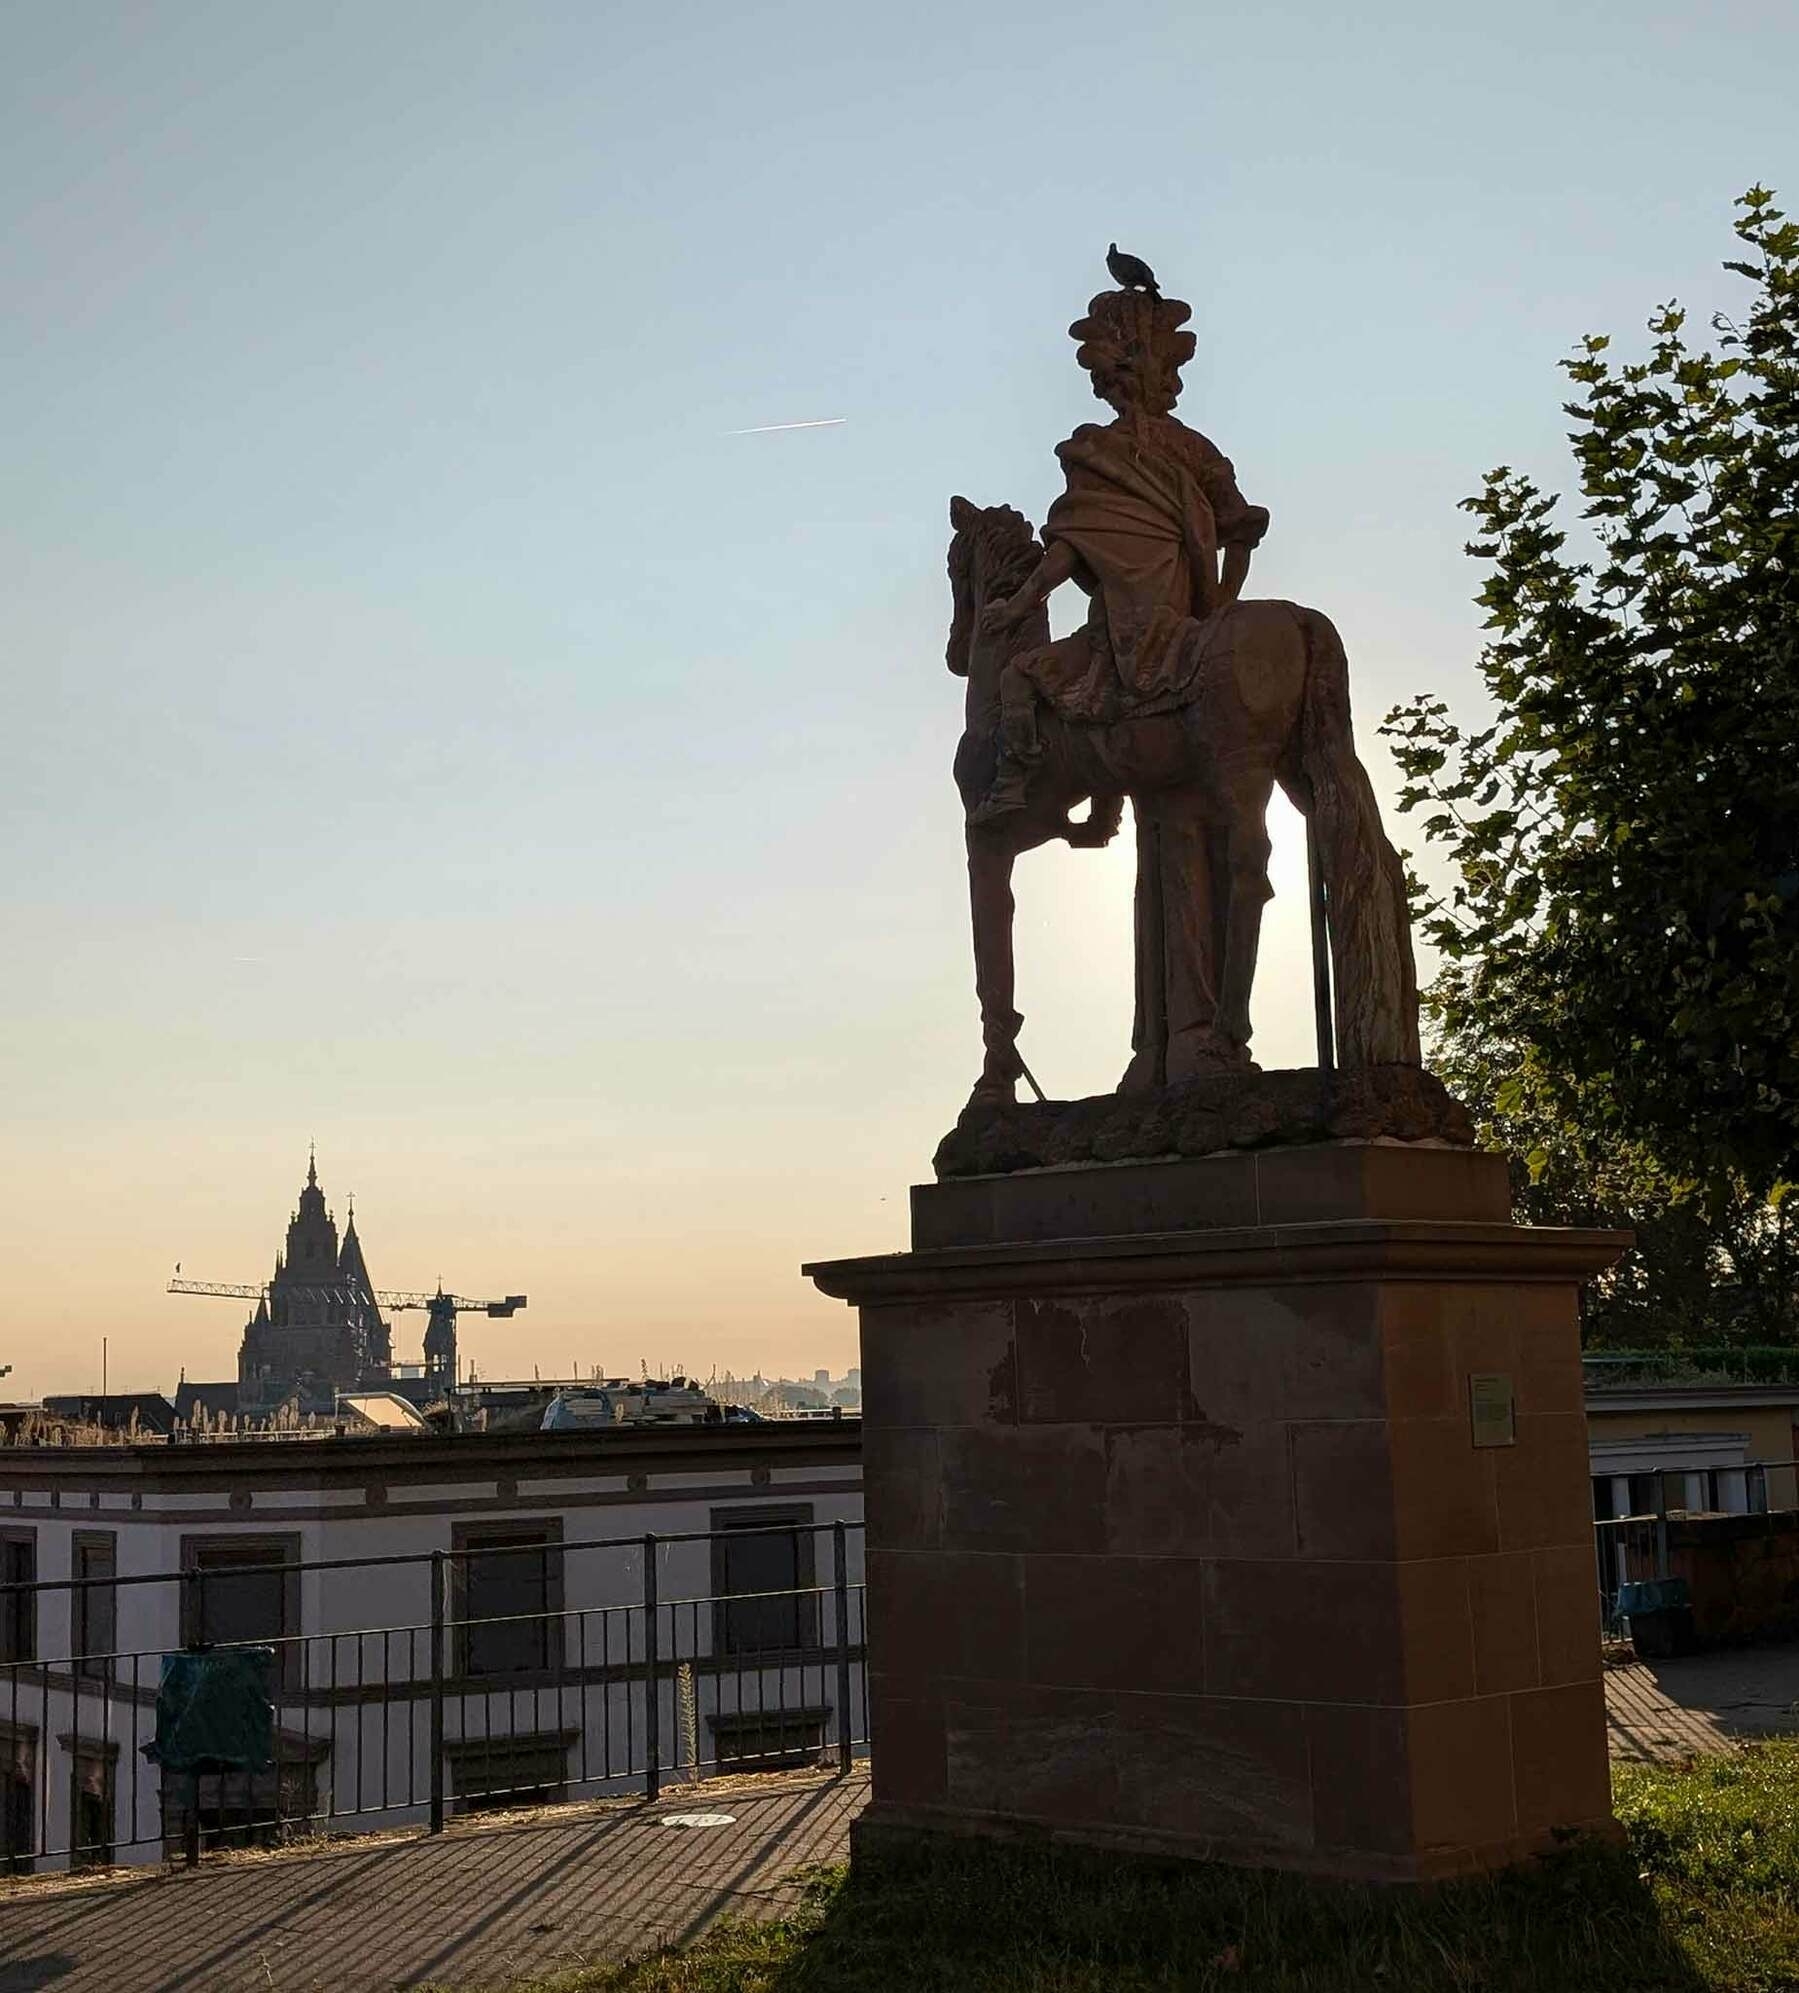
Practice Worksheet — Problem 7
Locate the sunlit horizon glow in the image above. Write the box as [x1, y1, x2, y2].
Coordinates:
[2, 1, 1792, 1400]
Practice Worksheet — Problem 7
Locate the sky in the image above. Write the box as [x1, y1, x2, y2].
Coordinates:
[2, 0, 1795, 1398]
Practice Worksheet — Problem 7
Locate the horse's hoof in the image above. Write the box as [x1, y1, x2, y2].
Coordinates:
[1165, 1037, 1258, 1082]
[1115, 1054, 1160, 1098]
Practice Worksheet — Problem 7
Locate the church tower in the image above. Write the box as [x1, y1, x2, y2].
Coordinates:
[422, 1292, 457, 1388]
[236, 1151, 392, 1410]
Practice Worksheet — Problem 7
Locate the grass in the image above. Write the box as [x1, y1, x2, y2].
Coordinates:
[1615, 1743, 1799, 1990]
[489, 1743, 1799, 1993]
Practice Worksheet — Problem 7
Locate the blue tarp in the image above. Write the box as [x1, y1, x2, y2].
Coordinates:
[144, 1648, 275, 1775]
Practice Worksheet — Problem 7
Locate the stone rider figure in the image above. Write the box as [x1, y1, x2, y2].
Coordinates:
[969, 287, 1270, 824]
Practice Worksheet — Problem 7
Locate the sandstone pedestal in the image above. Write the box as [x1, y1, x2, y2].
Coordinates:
[805, 1143, 1628, 1883]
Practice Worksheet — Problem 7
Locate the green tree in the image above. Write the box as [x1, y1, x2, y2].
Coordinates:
[1381, 187, 1799, 1344]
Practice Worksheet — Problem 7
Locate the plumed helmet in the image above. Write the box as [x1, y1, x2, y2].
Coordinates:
[1069, 290, 1196, 414]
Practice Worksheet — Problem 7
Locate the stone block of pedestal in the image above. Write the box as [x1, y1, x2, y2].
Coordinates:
[805, 1143, 1627, 1883]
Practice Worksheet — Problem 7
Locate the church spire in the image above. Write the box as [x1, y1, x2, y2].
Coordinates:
[339, 1199, 373, 1288]
[307, 1141, 318, 1189]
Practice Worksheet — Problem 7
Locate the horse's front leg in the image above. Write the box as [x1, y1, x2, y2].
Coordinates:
[965, 825, 1024, 1108]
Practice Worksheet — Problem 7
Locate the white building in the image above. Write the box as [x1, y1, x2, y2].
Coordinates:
[0, 1420, 864, 1872]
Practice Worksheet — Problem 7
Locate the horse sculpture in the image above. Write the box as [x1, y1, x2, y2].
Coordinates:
[948, 495, 1420, 1110]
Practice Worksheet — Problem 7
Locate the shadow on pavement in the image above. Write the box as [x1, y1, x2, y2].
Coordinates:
[0, 1770, 868, 1993]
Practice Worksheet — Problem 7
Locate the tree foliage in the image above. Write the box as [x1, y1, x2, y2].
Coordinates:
[1382, 189, 1799, 1339]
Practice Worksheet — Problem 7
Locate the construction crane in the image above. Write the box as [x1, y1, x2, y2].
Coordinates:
[388, 1290, 527, 1385]
[167, 1279, 526, 1384]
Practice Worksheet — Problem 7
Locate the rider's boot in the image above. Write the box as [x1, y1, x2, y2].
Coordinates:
[968, 748, 1036, 825]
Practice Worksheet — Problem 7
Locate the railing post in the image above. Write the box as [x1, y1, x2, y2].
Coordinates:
[429, 1551, 446, 1834]
[833, 1522, 852, 1773]
[179, 1563, 203, 1867]
[643, 1535, 660, 1800]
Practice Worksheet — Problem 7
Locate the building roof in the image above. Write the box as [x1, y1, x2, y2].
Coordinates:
[174, 1380, 240, 1421]
[1585, 1383, 1799, 1414]
[40, 1392, 177, 1435]
[0, 1417, 861, 1491]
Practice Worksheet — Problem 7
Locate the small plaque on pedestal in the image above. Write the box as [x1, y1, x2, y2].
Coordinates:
[1470, 1372, 1518, 1447]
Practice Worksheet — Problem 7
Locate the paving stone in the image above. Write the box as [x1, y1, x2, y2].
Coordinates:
[0, 1766, 868, 1993]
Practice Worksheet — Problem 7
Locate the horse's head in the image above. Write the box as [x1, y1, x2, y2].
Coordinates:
[946, 495, 1042, 679]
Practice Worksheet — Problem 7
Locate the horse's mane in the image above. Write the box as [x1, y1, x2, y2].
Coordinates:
[950, 504, 1041, 600]
[947, 500, 1042, 676]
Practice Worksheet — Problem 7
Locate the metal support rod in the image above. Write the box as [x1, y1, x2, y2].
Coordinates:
[428, 1551, 446, 1834]
[643, 1535, 660, 1801]
[832, 1522, 853, 1774]
[1305, 816, 1335, 1074]
[1139, 816, 1169, 1089]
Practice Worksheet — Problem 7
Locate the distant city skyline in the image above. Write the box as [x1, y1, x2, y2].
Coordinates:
[28, 1146, 870, 1401]
[4, 2, 1794, 1398]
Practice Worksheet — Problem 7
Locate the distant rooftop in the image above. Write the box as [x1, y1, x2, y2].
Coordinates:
[336, 1390, 429, 1431]
[1584, 1348, 1799, 1392]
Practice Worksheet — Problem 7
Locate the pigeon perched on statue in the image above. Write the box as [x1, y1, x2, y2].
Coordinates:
[1105, 243, 1159, 293]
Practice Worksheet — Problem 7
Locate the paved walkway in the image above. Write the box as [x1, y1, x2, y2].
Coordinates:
[3, 1652, 1796, 1993]
[0, 1768, 869, 1993]
[1606, 1643, 1799, 1762]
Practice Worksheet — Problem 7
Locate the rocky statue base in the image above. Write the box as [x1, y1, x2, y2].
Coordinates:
[934, 1064, 1474, 1179]
[805, 1140, 1627, 1883]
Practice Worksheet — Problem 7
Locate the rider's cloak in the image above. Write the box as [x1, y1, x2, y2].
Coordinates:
[1019, 415, 1267, 724]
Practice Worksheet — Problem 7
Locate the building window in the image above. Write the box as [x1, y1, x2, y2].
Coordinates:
[453, 1522, 563, 1680]
[179, 1535, 302, 1688]
[0, 1723, 35, 1876]
[72, 1533, 117, 1680]
[710, 1507, 819, 1658]
[444, 1730, 574, 1814]
[61, 1736, 117, 1870]
[709, 1710, 828, 1774]
[0, 1533, 35, 1667]
[159, 1739, 325, 1857]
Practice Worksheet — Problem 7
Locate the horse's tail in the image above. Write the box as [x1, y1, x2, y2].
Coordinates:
[1293, 607, 1422, 1067]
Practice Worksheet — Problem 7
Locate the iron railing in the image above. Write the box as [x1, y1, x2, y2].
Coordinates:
[0, 1519, 867, 1874]
[1593, 1457, 1796, 1634]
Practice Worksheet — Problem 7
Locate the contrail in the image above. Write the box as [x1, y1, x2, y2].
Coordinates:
[728, 417, 848, 436]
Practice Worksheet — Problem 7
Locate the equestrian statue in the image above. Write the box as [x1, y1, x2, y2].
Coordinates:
[946, 261, 1421, 1116]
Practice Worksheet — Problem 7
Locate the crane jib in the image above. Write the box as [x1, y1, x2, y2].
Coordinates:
[167, 1278, 526, 1316]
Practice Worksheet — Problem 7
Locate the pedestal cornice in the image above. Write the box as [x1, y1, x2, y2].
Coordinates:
[804, 1219, 1630, 1305]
